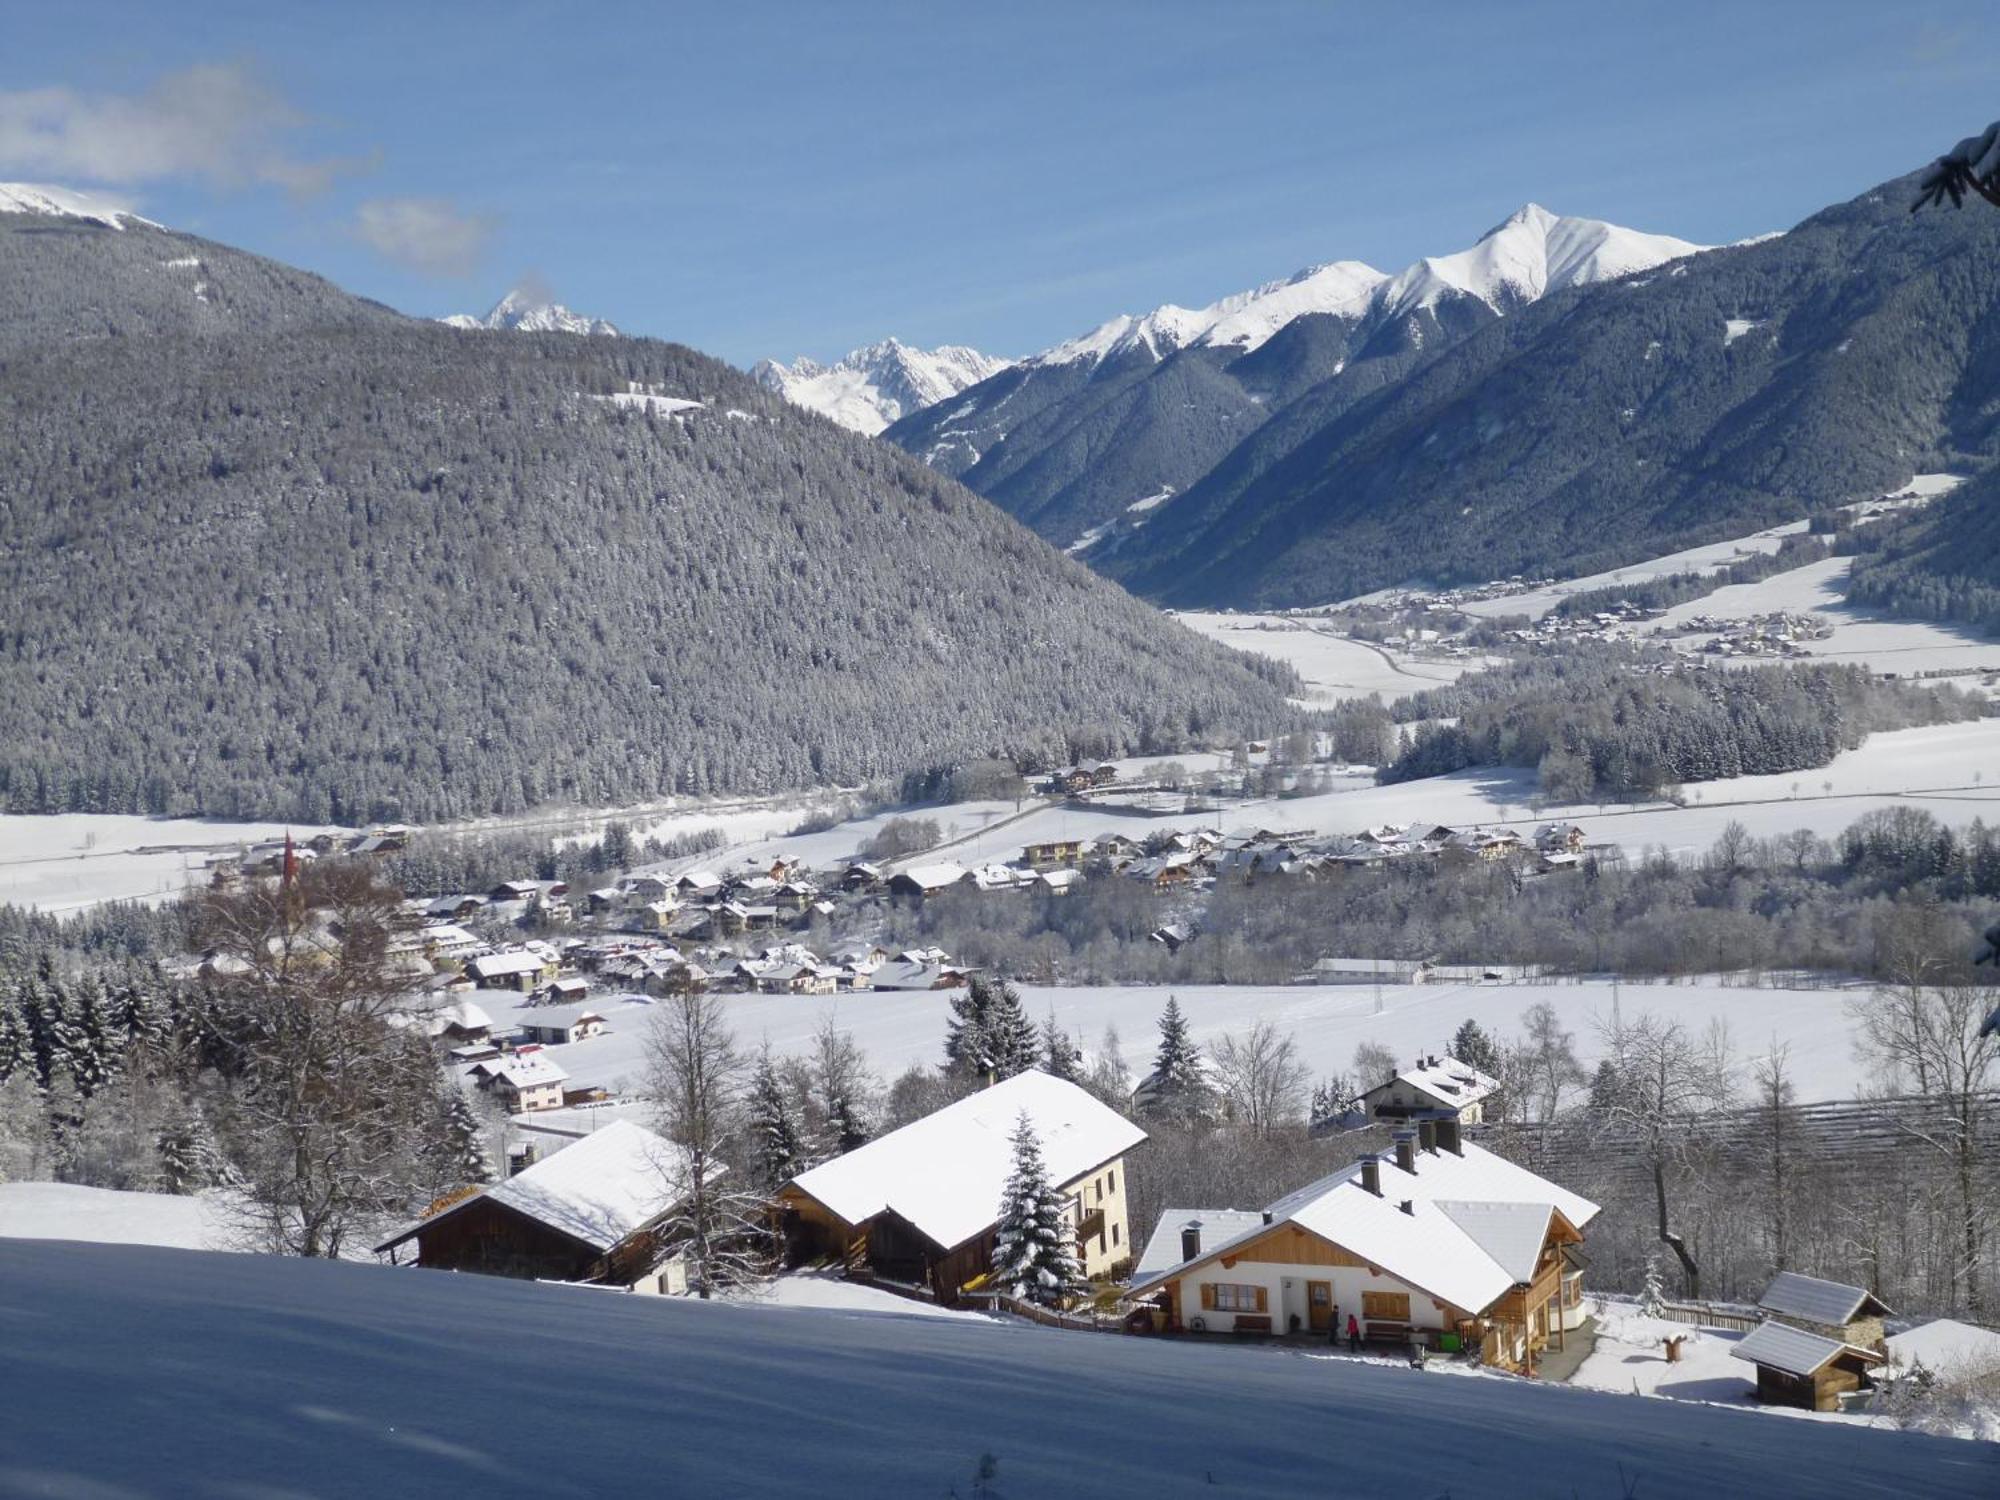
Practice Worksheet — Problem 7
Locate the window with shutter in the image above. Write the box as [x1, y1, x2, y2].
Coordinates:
[1201, 1283, 1217, 1311]
[1363, 1290, 1411, 1320]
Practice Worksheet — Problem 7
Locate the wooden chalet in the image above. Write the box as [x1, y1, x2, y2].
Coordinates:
[777, 1070, 1146, 1304]
[373, 1121, 710, 1292]
[1126, 1120, 1596, 1372]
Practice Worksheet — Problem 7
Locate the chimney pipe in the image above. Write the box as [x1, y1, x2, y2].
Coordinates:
[1180, 1223, 1201, 1262]
[1400, 1200, 1415, 1216]
[1359, 1155, 1381, 1197]
[1262, 1210, 1273, 1225]
[1418, 1119, 1438, 1154]
[1394, 1130, 1417, 1175]
[1436, 1117, 1463, 1156]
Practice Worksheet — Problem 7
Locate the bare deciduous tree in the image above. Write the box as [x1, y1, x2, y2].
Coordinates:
[1209, 1020, 1309, 1139]
[198, 861, 450, 1257]
[646, 992, 770, 1297]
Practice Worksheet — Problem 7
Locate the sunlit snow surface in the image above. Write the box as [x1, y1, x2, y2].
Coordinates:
[0, 1241, 1989, 1496]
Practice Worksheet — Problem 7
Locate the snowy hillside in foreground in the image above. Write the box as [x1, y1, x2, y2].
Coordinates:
[0, 181, 156, 230]
[752, 339, 1012, 434]
[443, 287, 619, 335]
[4, 1242, 1989, 1498]
[1029, 203, 1708, 368]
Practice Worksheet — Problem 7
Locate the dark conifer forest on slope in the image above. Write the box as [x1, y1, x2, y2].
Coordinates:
[0, 213, 1299, 824]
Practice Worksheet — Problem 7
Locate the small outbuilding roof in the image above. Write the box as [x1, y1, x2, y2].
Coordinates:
[1886, 1318, 2000, 1376]
[1731, 1320, 1881, 1379]
[1757, 1271, 1891, 1326]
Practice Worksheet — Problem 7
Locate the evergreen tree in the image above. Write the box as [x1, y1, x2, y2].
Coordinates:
[1640, 1253, 1667, 1316]
[1144, 996, 1210, 1121]
[155, 1102, 230, 1195]
[944, 975, 1040, 1082]
[438, 1090, 491, 1186]
[746, 1041, 808, 1188]
[991, 1111, 1083, 1309]
[1040, 1010, 1081, 1082]
[1449, 1018, 1502, 1077]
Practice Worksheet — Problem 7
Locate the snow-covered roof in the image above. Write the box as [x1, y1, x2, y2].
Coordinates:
[893, 862, 968, 892]
[786, 1070, 1146, 1253]
[1886, 1318, 2000, 1375]
[1378, 1056, 1499, 1109]
[1130, 1139, 1597, 1317]
[1730, 1320, 1878, 1379]
[469, 950, 547, 978]
[513, 1004, 603, 1031]
[376, 1120, 696, 1256]
[1757, 1271, 1888, 1325]
[1132, 1209, 1267, 1280]
[1434, 1201, 1552, 1285]
[478, 1053, 569, 1090]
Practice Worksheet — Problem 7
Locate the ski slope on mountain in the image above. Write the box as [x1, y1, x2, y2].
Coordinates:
[752, 339, 1011, 434]
[3, 1240, 1989, 1498]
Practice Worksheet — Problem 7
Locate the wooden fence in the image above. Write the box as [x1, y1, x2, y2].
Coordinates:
[1655, 1301, 1759, 1333]
[961, 1291, 1120, 1332]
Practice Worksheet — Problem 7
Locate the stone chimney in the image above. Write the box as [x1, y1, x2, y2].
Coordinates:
[1180, 1221, 1202, 1262]
[1394, 1129, 1417, 1175]
[1359, 1154, 1382, 1197]
[1436, 1117, 1463, 1155]
[1418, 1119, 1438, 1154]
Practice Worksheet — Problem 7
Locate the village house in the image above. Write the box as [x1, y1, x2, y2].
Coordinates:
[676, 870, 724, 901]
[1126, 1120, 1597, 1372]
[513, 1004, 609, 1046]
[541, 975, 590, 1005]
[777, 1070, 1146, 1303]
[634, 898, 680, 934]
[422, 998, 494, 1046]
[1022, 838, 1085, 870]
[1035, 869, 1083, 898]
[886, 863, 969, 903]
[1357, 1054, 1500, 1125]
[839, 862, 885, 894]
[625, 875, 674, 904]
[471, 1048, 568, 1112]
[465, 948, 560, 992]
[427, 893, 488, 922]
[373, 1120, 710, 1292]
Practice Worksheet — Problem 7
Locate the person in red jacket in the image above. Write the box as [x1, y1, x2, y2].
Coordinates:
[1346, 1313, 1361, 1353]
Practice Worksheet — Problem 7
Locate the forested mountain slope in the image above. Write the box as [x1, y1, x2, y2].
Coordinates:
[1103, 173, 2000, 607]
[0, 210, 1296, 824]
[882, 206, 1702, 555]
[1847, 469, 2000, 633]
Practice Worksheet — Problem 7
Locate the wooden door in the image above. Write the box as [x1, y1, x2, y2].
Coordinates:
[1307, 1280, 1333, 1331]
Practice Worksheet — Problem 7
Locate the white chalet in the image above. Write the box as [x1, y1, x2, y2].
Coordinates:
[1128, 1121, 1595, 1371]
[1357, 1054, 1500, 1125]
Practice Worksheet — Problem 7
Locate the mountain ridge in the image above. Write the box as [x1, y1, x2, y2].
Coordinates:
[752, 338, 1012, 435]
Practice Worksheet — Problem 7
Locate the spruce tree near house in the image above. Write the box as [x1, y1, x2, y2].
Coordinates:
[992, 1111, 1084, 1309]
[943, 975, 1039, 1082]
[745, 1041, 809, 1190]
[1145, 995, 1210, 1122]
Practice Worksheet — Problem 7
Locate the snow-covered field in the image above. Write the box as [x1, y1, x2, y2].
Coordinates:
[524, 974, 1880, 1104]
[1177, 610, 1481, 704]
[1651, 554, 2000, 681]
[1458, 521, 1809, 621]
[0, 1181, 234, 1252]
[0, 812, 338, 912]
[4, 1240, 1988, 1496]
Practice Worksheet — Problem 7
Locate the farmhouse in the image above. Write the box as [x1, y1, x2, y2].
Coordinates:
[1126, 1120, 1597, 1372]
[373, 1120, 706, 1292]
[1356, 1054, 1499, 1125]
[777, 1070, 1146, 1303]
[466, 948, 559, 992]
[513, 1005, 608, 1046]
[886, 863, 969, 902]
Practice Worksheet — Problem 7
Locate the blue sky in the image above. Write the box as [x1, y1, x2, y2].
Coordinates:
[6, 1, 2000, 365]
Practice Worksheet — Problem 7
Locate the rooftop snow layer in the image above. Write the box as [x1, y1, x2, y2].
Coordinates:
[1131, 1208, 1267, 1278]
[1887, 1318, 2000, 1375]
[1758, 1270, 1886, 1326]
[787, 1069, 1146, 1251]
[1730, 1319, 1870, 1378]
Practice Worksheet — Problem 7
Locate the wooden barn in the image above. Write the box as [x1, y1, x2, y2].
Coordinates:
[777, 1069, 1146, 1303]
[373, 1120, 708, 1292]
[1731, 1320, 1885, 1412]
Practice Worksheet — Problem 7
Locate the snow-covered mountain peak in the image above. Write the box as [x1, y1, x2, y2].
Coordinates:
[0, 182, 157, 231]
[1374, 203, 1706, 320]
[442, 287, 620, 336]
[753, 339, 1013, 435]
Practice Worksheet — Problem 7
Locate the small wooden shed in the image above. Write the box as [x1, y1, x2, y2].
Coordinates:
[1756, 1271, 1891, 1352]
[1731, 1320, 1884, 1412]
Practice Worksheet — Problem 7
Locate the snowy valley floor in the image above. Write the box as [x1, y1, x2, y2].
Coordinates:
[2, 1240, 1995, 1499]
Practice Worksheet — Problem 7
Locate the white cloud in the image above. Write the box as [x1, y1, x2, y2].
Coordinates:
[352, 197, 495, 277]
[0, 63, 357, 194]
